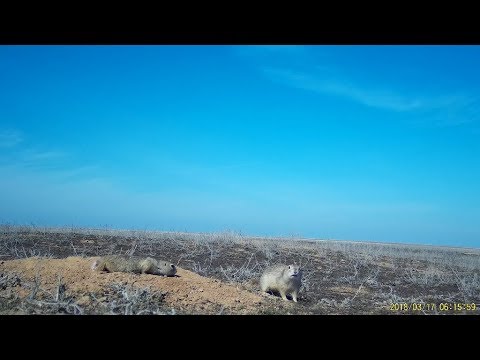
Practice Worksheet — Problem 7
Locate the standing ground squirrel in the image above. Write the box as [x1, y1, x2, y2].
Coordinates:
[91, 255, 177, 277]
[260, 264, 302, 302]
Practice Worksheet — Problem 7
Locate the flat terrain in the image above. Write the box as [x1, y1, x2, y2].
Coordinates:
[1, 225, 479, 315]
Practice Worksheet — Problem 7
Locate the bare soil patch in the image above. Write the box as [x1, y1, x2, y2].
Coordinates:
[0, 256, 269, 314]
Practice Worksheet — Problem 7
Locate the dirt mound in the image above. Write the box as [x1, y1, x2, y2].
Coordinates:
[0, 256, 267, 314]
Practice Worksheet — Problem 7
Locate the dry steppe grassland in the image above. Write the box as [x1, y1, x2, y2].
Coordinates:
[1, 224, 479, 315]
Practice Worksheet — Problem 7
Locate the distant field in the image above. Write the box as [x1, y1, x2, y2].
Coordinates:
[1, 224, 479, 315]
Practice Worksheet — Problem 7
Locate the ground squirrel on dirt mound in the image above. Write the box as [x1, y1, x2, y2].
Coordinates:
[260, 264, 302, 302]
[91, 255, 177, 277]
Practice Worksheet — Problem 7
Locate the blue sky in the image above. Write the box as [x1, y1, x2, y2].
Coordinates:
[0, 45, 479, 247]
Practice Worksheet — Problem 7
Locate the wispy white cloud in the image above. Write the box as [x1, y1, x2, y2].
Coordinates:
[21, 150, 67, 161]
[2, 149, 69, 172]
[0, 130, 23, 148]
[0, 160, 101, 186]
[262, 67, 480, 125]
[429, 95, 480, 127]
[0, 130, 68, 169]
[263, 67, 425, 112]
[236, 44, 432, 112]
[0, 130, 99, 183]
[235, 46, 480, 126]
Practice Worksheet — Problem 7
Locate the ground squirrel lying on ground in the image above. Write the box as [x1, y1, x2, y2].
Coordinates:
[91, 255, 177, 277]
[260, 264, 302, 302]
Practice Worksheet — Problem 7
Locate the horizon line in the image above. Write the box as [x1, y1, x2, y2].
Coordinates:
[2, 223, 478, 251]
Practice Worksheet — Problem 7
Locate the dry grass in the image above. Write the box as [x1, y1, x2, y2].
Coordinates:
[1, 223, 479, 315]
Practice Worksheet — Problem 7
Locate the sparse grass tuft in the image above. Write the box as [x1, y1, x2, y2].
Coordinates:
[19, 274, 84, 315]
[97, 283, 172, 315]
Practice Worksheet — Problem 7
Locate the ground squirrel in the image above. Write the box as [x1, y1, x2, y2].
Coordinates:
[260, 264, 302, 302]
[91, 255, 177, 277]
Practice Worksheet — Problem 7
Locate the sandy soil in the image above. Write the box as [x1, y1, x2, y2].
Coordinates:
[0, 256, 268, 314]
